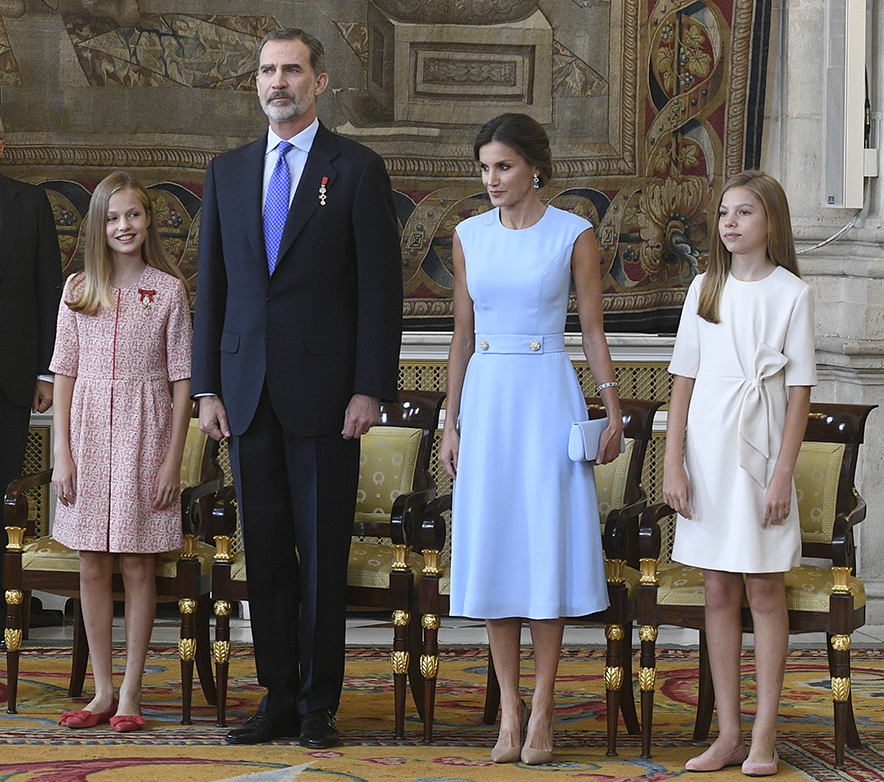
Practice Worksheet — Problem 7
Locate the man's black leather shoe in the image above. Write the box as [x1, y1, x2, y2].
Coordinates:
[225, 713, 298, 745]
[299, 709, 339, 748]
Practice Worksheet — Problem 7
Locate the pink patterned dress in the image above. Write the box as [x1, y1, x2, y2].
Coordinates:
[50, 265, 192, 553]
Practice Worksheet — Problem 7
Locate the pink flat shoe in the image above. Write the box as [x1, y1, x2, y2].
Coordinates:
[109, 711, 146, 732]
[59, 701, 117, 728]
[685, 744, 749, 772]
[742, 750, 779, 777]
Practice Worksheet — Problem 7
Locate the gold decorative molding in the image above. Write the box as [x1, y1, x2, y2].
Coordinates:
[0, 145, 216, 171]
[422, 549, 442, 576]
[639, 666, 657, 691]
[178, 637, 196, 662]
[180, 534, 198, 560]
[422, 613, 441, 631]
[4, 527, 25, 551]
[831, 566, 853, 594]
[605, 665, 624, 691]
[392, 650, 410, 675]
[392, 610, 410, 627]
[213, 640, 231, 665]
[831, 676, 851, 702]
[213, 600, 232, 618]
[605, 624, 625, 642]
[178, 598, 197, 615]
[420, 654, 440, 679]
[391, 544, 411, 571]
[831, 634, 852, 652]
[213, 536, 233, 562]
[639, 625, 659, 642]
[5, 628, 22, 652]
[605, 558, 626, 585]
[640, 558, 659, 585]
[5, 589, 23, 606]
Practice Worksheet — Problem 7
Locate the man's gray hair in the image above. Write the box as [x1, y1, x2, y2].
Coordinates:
[256, 28, 326, 76]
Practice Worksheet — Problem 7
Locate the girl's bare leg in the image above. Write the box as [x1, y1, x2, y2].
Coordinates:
[744, 572, 788, 765]
[686, 570, 748, 769]
[486, 618, 526, 756]
[78, 551, 117, 713]
[116, 553, 156, 716]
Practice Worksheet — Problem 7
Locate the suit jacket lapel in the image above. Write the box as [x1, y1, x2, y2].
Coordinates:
[0, 176, 22, 280]
[275, 124, 340, 266]
[238, 136, 268, 276]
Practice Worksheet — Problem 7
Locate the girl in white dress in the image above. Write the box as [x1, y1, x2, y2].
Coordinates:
[664, 171, 816, 776]
[439, 114, 622, 765]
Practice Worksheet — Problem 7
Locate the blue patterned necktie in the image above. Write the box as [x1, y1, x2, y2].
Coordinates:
[264, 140, 293, 275]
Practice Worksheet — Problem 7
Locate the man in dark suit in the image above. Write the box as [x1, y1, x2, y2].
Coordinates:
[191, 29, 402, 747]
[0, 120, 63, 644]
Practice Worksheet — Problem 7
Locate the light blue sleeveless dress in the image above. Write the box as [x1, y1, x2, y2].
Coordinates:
[449, 206, 610, 620]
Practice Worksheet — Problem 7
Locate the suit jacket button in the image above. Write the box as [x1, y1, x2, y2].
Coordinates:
[266, 297, 274, 305]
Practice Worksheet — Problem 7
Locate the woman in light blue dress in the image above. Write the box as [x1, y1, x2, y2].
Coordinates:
[439, 114, 622, 764]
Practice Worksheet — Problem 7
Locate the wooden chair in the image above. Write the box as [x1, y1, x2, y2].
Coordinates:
[3, 411, 222, 722]
[210, 389, 446, 737]
[636, 402, 876, 768]
[418, 397, 663, 755]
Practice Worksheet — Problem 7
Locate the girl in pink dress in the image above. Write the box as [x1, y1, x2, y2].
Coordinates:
[51, 171, 192, 731]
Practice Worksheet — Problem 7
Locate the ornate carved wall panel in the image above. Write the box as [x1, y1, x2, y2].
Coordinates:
[0, 0, 770, 332]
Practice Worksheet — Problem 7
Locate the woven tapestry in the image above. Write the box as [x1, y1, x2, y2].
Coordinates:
[0, 0, 771, 332]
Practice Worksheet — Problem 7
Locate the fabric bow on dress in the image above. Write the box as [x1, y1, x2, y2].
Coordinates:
[738, 342, 789, 486]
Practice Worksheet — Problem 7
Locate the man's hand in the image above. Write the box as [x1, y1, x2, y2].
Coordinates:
[32, 379, 53, 413]
[342, 394, 381, 439]
[198, 395, 231, 441]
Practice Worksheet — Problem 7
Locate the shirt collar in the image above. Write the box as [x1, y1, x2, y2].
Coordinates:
[266, 118, 319, 156]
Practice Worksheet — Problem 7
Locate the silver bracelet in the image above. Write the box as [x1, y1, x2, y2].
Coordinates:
[596, 381, 619, 393]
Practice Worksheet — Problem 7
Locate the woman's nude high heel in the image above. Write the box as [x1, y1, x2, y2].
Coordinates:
[490, 700, 530, 763]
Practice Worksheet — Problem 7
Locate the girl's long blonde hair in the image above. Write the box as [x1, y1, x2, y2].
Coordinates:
[67, 171, 187, 314]
[697, 170, 801, 323]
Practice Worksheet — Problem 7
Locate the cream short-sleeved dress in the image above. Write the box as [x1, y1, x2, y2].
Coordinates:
[50, 266, 192, 554]
[669, 267, 817, 573]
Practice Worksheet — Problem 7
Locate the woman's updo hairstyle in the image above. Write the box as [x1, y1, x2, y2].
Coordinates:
[473, 113, 553, 188]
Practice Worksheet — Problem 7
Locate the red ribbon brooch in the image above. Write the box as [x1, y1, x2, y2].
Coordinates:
[138, 289, 156, 316]
[319, 176, 328, 206]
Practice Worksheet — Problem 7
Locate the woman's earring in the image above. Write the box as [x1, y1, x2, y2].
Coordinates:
[533, 172, 540, 190]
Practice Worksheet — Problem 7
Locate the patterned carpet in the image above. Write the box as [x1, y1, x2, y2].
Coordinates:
[1, 645, 883, 781]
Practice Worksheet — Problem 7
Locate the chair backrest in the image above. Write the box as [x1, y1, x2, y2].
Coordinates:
[355, 426, 423, 523]
[180, 417, 211, 488]
[797, 403, 876, 564]
[353, 390, 445, 539]
[586, 397, 663, 515]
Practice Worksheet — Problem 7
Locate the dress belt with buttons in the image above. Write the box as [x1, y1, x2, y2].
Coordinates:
[474, 334, 565, 354]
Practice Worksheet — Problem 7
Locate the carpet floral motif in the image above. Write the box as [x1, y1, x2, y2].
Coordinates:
[1, 646, 883, 781]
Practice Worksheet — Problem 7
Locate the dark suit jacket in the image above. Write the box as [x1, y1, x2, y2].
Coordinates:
[191, 123, 403, 437]
[0, 175, 62, 406]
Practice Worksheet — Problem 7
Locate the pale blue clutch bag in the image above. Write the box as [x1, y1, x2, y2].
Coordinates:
[568, 418, 626, 462]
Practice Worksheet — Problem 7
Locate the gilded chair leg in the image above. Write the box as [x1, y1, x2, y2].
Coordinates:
[212, 597, 232, 727]
[391, 608, 410, 738]
[420, 612, 440, 742]
[4, 586, 24, 714]
[830, 631, 860, 768]
[69, 600, 88, 698]
[605, 624, 625, 756]
[639, 624, 658, 758]
[178, 597, 198, 725]
[693, 631, 714, 742]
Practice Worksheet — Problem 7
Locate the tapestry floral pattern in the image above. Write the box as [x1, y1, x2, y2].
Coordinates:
[0, 0, 764, 331]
